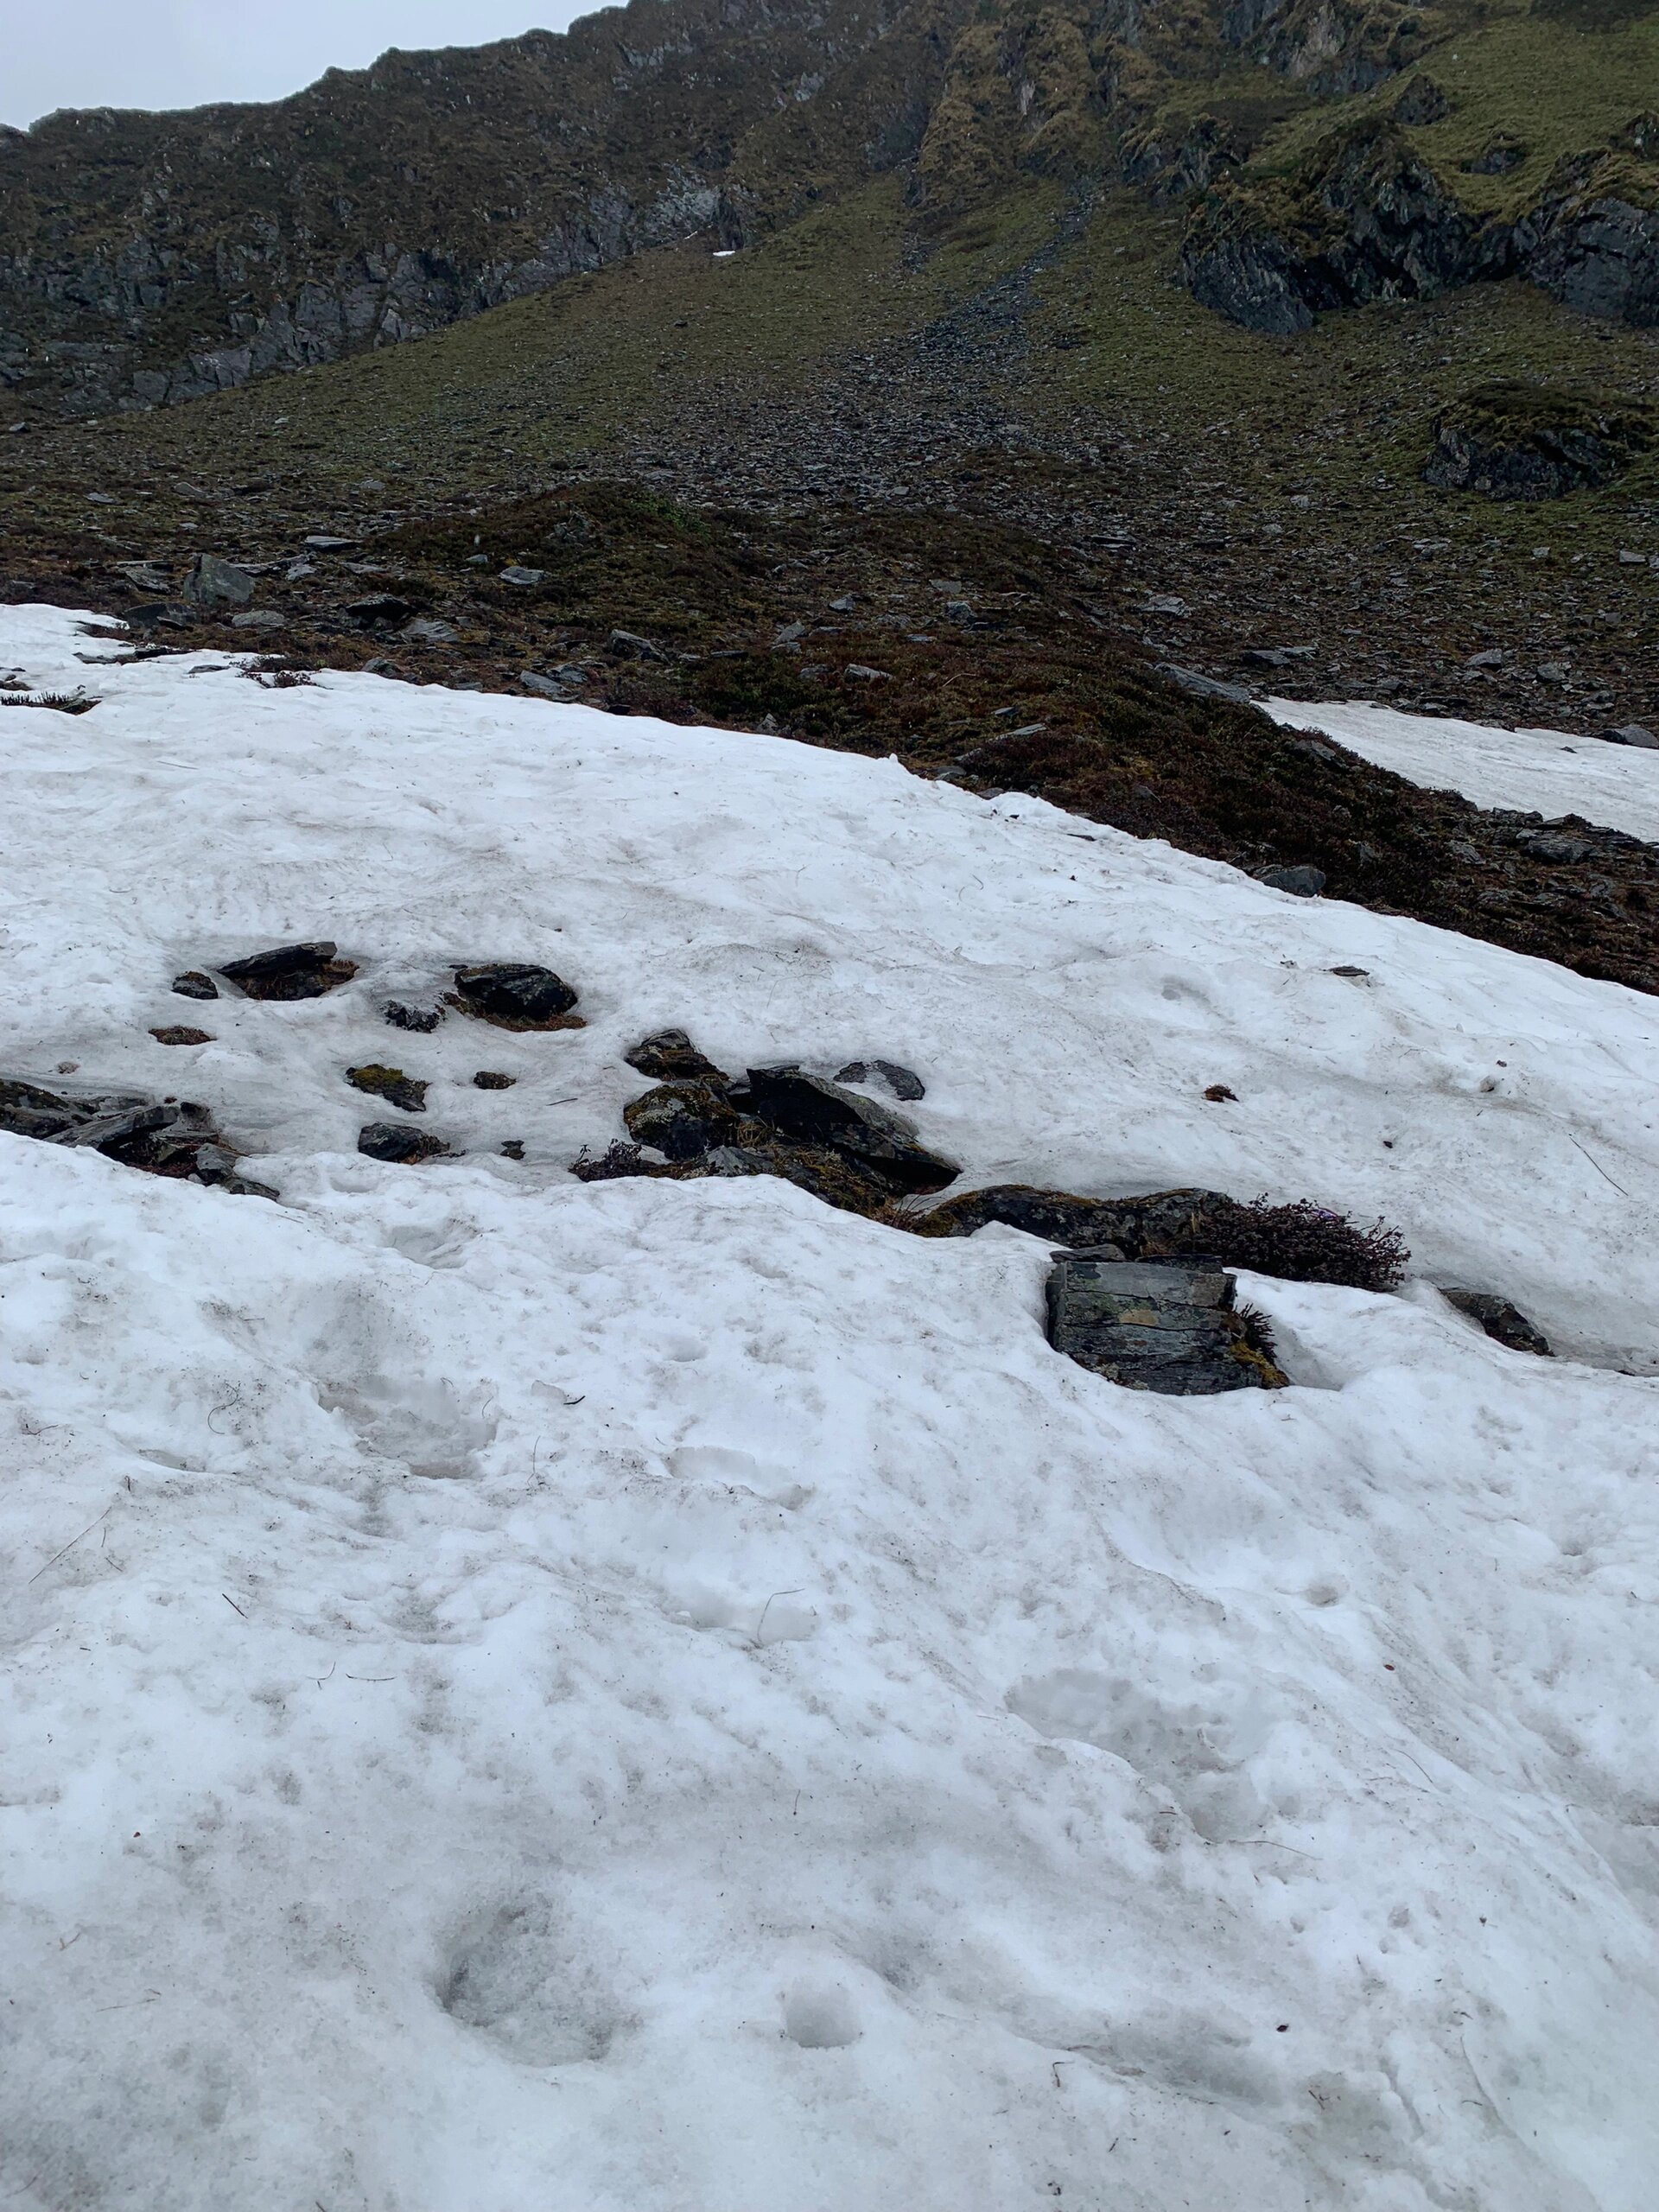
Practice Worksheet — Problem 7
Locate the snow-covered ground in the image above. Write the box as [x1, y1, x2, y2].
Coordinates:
[3, 603, 1657, 2212]
[1264, 696, 1659, 843]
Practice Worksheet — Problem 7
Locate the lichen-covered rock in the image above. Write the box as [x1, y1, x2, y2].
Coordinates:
[744, 1065, 957, 1193]
[624, 1028, 728, 1083]
[450, 962, 580, 1028]
[1424, 380, 1653, 500]
[347, 1065, 429, 1113]
[623, 1080, 747, 1160]
[1442, 1288, 1553, 1356]
[220, 941, 358, 1000]
[1046, 1255, 1287, 1394]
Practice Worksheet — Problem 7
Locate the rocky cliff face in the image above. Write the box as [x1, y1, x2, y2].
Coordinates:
[0, 0, 963, 417]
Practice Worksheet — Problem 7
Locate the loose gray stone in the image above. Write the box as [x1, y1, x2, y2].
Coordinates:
[181, 553, 255, 608]
[403, 618, 460, 644]
[358, 1122, 451, 1164]
[1155, 664, 1253, 706]
[1258, 865, 1327, 897]
[500, 566, 546, 588]
[519, 671, 567, 699]
[835, 1058, 925, 1102]
[172, 970, 219, 1000]
[231, 609, 286, 630]
[607, 629, 665, 661]
[1599, 722, 1659, 749]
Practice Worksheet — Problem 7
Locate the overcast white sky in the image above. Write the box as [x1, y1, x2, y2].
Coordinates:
[3, 3, 597, 130]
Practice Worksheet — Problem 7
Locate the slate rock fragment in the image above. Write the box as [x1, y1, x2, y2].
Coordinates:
[384, 999, 444, 1033]
[347, 1065, 429, 1113]
[835, 1058, 926, 1102]
[450, 963, 581, 1029]
[625, 1028, 727, 1083]
[181, 553, 255, 608]
[473, 1071, 517, 1089]
[358, 1122, 450, 1164]
[1441, 1288, 1553, 1356]
[2, 1077, 271, 1195]
[220, 942, 358, 1000]
[1257, 865, 1326, 897]
[1046, 1255, 1287, 1394]
[744, 1066, 957, 1193]
[151, 1026, 213, 1046]
[172, 970, 219, 1000]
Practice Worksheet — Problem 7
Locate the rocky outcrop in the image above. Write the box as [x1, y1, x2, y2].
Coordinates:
[1518, 154, 1659, 327]
[1182, 119, 1507, 334]
[1424, 380, 1653, 500]
[1, 1075, 273, 1194]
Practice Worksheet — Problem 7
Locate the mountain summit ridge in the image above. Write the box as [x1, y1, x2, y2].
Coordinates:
[3, 0, 1656, 421]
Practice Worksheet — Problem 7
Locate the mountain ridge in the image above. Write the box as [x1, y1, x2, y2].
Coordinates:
[4, 0, 1656, 423]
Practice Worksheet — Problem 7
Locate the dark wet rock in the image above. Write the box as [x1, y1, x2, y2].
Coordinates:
[126, 602, 199, 631]
[1442, 1288, 1553, 1356]
[625, 1028, 728, 1083]
[450, 962, 581, 1028]
[1047, 1255, 1287, 1395]
[358, 1122, 451, 1163]
[1424, 381, 1653, 500]
[345, 594, 414, 625]
[180, 552, 255, 608]
[1156, 663, 1253, 706]
[220, 940, 358, 999]
[347, 1064, 429, 1113]
[3, 1076, 107, 1140]
[172, 970, 219, 1001]
[1599, 722, 1659, 749]
[1257, 864, 1327, 896]
[151, 1026, 213, 1046]
[500, 1139, 526, 1160]
[473, 1070, 517, 1089]
[624, 1079, 747, 1160]
[384, 999, 445, 1032]
[835, 1058, 926, 1102]
[744, 1065, 957, 1193]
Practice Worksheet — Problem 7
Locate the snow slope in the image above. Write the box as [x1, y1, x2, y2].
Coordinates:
[3, 604, 1658, 2212]
[1264, 696, 1659, 843]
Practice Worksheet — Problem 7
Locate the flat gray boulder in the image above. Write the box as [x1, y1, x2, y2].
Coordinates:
[1046, 1254, 1287, 1395]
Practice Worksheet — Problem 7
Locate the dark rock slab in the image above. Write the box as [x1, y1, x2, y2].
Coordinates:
[1047, 1255, 1287, 1394]
[1442, 1288, 1552, 1356]
[358, 1122, 450, 1164]
[450, 962, 580, 1029]
[1156, 663, 1253, 706]
[1598, 722, 1659, 750]
[744, 1066, 957, 1193]
[220, 941, 358, 999]
[701, 1141, 901, 1216]
[835, 1058, 926, 1102]
[625, 1028, 728, 1083]
[172, 970, 219, 1001]
[473, 1070, 517, 1089]
[347, 1064, 429, 1113]
[151, 1026, 213, 1046]
[345, 594, 414, 626]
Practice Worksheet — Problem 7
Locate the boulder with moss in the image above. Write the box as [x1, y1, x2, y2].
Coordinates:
[1424, 379, 1654, 499]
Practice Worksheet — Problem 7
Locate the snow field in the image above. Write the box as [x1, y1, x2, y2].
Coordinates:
[1264, 696, 1659, 843]
[2, 605, 1657, 2210]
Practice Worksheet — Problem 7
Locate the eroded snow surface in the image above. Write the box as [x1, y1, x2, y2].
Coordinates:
[3, 606, 1657, 2212]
